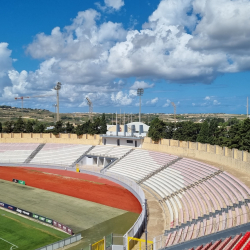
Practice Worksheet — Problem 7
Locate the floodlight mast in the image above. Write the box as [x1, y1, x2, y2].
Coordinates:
[137, 88, 144, 122]
[86, 97, 93, 121]
[54, 82, 61, 122]
[52, 104, 57, 123]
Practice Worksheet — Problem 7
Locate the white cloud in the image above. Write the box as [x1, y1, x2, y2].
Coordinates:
[204, 96, 210, 100]
[130, 81, 154, 90]
[146, 97, 158, 105]
[104, 0, 124, 10]
[213, 99, 221, 105]
[111, 90, 136, 106]
[163, 99, 171, 107]
[2, 0, 250, 109]
[192, 103, 195, 106]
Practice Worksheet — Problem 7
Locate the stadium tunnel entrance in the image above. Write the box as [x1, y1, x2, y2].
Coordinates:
[80, 155, 117, 168]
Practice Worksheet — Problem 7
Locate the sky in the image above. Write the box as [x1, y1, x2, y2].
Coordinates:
[0, 0, 250, 114]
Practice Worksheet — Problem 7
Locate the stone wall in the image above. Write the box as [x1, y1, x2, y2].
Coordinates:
[142, 138, 250, 173]
[0, 133, 102, 145]
[0, 133, 249, 172]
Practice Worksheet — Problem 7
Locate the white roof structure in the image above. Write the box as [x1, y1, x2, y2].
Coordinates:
[126, 122, 149, 132]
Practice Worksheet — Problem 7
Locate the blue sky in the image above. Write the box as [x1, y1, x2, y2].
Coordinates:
[0, 0, 249, 114]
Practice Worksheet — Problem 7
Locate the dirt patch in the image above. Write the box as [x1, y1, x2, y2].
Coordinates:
[0, 166, 142, 214]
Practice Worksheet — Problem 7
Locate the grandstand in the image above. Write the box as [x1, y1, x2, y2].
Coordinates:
[0, 143, 40, 163]
[88, 145, 132, 158]
[0, 141, 249, 250]
[30, 143, 92, 166]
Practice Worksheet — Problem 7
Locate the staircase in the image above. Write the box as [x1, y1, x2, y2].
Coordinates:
[70, 145, 95, 168]
[137, 157, 182, 184]
[100, 148, 135, 173]
[24, 143, 46, 163]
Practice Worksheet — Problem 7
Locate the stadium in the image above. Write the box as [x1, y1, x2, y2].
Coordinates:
[0, 125, 250, 250]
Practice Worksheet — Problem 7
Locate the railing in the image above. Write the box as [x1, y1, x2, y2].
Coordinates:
[153, 209, 250, 250]
[35, 233, 81, 250]
[102, 171, 146, 250]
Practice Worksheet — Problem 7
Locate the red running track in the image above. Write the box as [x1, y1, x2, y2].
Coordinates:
[0, 166, 142, 214]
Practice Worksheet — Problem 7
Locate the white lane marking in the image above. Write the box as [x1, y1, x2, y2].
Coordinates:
[0, 237, 18, 249]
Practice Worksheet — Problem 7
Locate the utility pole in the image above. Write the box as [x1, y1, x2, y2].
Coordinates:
[124, 112, 125, 125]
[54, 82, 61, 122]
[137, 88, 144, 122]
[120, 109, 121, 124]
[116, 111, 117, 125]
[112, 113, 113, 125]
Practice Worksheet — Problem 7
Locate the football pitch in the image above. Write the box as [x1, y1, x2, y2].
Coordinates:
[0, 209, 68, 250]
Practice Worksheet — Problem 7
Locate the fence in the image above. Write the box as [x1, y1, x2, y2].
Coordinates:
[153, 209, 250, 250]
[92, 238, 105, 250]
[35, 233, 81, 250]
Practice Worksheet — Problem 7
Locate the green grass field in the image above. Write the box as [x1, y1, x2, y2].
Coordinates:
[0, 209, 68, 250]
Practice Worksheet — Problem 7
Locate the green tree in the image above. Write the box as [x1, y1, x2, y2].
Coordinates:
[25, 120, 34, 133]
[13, 117, 25, 133]
[88, 118, 101, 135]
[100, 113, 107, 134]
[33, 123, 45, 133]
[4, 121, 13, 133]
[173, 121, 201, 142]
[65, 122, 74, 133]
[196, 120, 209, 143]
[148, 118, 166, 142]
[53, 121, 64, 135]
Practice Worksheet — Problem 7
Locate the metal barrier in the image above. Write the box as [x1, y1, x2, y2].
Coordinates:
[35, 233, 81, 250]
[127, 237, 153, 250]
[92, 238, 105, 250]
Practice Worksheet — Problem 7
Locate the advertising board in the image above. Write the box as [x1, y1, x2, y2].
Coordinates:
[0, 200, 73, 235]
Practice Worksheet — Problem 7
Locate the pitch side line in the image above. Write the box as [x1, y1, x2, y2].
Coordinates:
[0, 237, 18, 249]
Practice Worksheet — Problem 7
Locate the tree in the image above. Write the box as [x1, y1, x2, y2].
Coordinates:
[33, 123, 45, 133]
[13, 117, 25, 133]
[100, 113, 107, 134]
[65, 122, 74, 133]
[4, 121, 13, 133]
[25, 120, 33, 133]
[88, 118, 101, 135]
[148, 118, 166, 142]
[53, 121, 64, 135]
[0, 122, 2, 132]
[173, 121, 201, 142]
[196, 120, 209, 143]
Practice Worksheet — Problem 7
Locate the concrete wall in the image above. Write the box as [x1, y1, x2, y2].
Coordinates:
[0, 133, 102, 145]
[142, 138, 250, 173]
